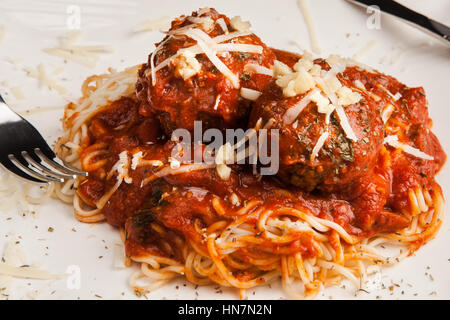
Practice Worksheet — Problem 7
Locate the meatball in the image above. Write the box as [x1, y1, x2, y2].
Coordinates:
[136, 8, 275, 135]
[248, 50, 384, 195]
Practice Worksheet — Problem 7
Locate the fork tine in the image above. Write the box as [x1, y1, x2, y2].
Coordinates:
[22, 151, 76, 180]
[0, 158, 47, 184]
[8, 154, 63, 183]
[34, 148, 88, 177]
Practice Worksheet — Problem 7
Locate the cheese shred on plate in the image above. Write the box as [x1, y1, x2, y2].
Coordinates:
[297, 0, 321, 54]
[43, 31, 114, 68]
[23, 64, 68, 95]
[133, 16, 171, 33]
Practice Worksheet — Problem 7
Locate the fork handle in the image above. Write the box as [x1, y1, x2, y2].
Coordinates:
[0, 94, 24, 122]
[348, 0, 450, 46]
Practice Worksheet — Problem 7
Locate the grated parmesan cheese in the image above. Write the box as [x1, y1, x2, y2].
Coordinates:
[133, 16, 171, 33]
[244, 63, 274, 77]
[181, 28, 240, 88]
[240, 87, 262, 101]
[131, 151, 143, 170]
[23, 63, 68, 95]
[168, 157, 181, 169]
[229, 193, 240, 206]
[215, 142, 234, 165]
[216, 18, 229, 34]
[174, 49, 202, 80]
[335, 105, 358, 142]
[215, 143, 234, 180]
[384, 135, 434, 160]
[188, 16, 215, 32]
[230, 16, 251, 32]
[336, 86, 362, 106]
[310, 90, 331, 113]
[297, 0, 321, 54]
[352, 40, 377, 60]
[276, 66, 315, 97]
[354, 80, 365, 90]
[43, 31, 114, 68]
[113, 243, 126, 269]
[216, 164, 231, 180]
[273, 60, 293, 77]
[0, 241, 63, 288]
[381, 104, 395, 123]
[283, 88, 320, 125]
[109, 151, 132, 184]
[311, 131, 329, 160]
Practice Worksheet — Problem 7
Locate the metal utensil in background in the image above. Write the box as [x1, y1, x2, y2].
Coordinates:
[346, 0, 450, 46]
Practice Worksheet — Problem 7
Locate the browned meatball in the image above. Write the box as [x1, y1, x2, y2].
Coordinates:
[248, 50, 384, 195]
[136, 8, 275, 135]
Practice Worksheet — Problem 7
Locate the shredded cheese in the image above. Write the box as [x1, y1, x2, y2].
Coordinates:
[336, 86, 362, 106]
[133, 16, 171, 33]
[244, 63, 273, 77]
[174, 49, 202, 80]
[273, 60, 293, 76]
[43, 31, 114, 68]
[152, 29, 254, 86]
[216, 43, 263, 54]
[277, 66, 315, 97]
[276, 52, 360, 141]
[151, 37, 172, 86]
[113, 243, 126, 269]
[310, 90, 333, 116]
[131, 151, 143, 170]
[212, 31, 252, 44]
[230, 16, 251, 32]
[215, 142, 234, 165]
[168, 157, 181, 169]
[215, 143, 234, 180]
[335, 105, 358, 142]
[283, 88, 320, 125]
[23, 64, 68, 95]
[0, 264, 61, 280]
[216, 164, 232, 180]
[381, 104, 395, 123]
[189, 16, 215, 32]
[311, 131, 329, 160]
[216, 18, 229, 34]
[229, 192, 240, 206]
[182, 28, 240, 88]
[240, 88, 262, 101]
[109, 151, 132, 184]
[297, 0, 321, 54]
[354, 80, 365, 90]
[384, 135, 434, 160]
[0, 242, 63, 285]
[352, 40, 377, 60]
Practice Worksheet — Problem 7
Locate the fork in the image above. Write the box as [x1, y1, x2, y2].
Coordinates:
[0, 93, 87, 184]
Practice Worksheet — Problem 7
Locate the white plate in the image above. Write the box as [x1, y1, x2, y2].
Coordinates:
[0, 0, 449, 300]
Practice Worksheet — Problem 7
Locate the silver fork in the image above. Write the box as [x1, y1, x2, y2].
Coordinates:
[0, 94, 87, 184]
